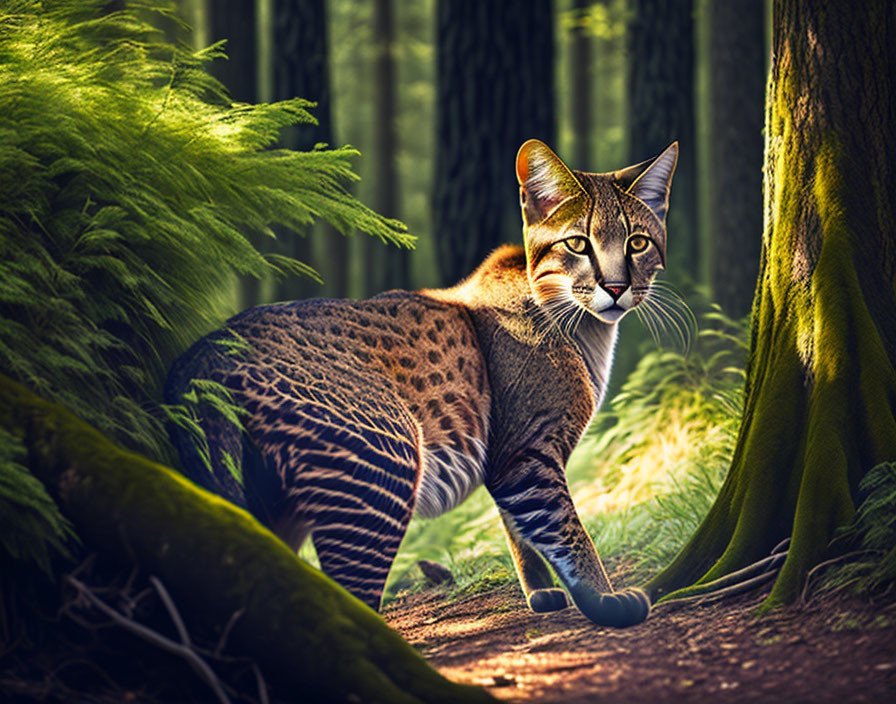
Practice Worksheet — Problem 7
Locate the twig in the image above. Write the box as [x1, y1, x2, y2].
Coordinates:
[121, 566, 141, 602]
[771, 537, 791, 555]
[653, 544, 791, 612]
[658, 551, 787, 604]
[66, 575, 232, 704]
[150, 576, 191, 645]
[253, 663, 271, 704]
[214, 607, 245, 658]
[48, 657, 122, 693]
[68, 554, 98, 581]
[654, 569, 779, 612]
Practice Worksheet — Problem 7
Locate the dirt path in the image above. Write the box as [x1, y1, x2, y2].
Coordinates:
[385, 584, 896, 703]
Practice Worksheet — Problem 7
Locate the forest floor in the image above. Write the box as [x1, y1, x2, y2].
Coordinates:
[384, 580, 896, 703]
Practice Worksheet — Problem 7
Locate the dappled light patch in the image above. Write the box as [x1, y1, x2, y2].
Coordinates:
[386, 584, 896, 703]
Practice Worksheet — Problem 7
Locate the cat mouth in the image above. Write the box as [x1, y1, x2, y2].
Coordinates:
[594, 304, 628, 323]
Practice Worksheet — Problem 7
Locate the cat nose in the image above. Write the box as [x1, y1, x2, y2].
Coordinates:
[602, 283, 627, 300]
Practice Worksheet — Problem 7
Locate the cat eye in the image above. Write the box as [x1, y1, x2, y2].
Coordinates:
[628, 234, 650, 253]
[564, 237, 590, 254]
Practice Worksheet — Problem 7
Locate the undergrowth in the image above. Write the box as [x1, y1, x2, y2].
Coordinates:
[384, 296, 749, 601]
[0, 0, 408, 571]
[811, 462, 896, 601]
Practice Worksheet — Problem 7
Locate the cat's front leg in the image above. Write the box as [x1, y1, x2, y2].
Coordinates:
[488, 462, 650, 627]
[499, 508, 569, 613]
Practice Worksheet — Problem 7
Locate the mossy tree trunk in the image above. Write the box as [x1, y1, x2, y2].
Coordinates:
[0, 374, 492, 703]
[647, 0, 896, 610]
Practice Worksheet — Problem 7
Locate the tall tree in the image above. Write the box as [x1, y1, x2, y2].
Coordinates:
[626, 0, 697, 281]
[206, 0, 257, 104]
[569, 0, 593, 170]
[207, 0, 262, 308]
[433, 0, 555, 287]
[647, 0, 896, 609]
[708, 0, 765, 318]
[270, 0, 348, 300]
[367, 0, 409, 293]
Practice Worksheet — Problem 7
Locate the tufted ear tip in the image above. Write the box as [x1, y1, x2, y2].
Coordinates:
[516, 139, 548, 185]
[620, 142, 679, 224]
[515, 140, 585, 226]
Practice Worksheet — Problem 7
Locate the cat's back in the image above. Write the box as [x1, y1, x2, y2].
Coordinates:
[225, 292, 486, 398]
[172, 292, 490, 472]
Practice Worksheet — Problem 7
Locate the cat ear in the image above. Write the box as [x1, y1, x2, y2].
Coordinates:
[612, 142, 678, 224]
[516, 140, 586, 226]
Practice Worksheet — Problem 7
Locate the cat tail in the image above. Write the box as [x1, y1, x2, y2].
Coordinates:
[163, 336, 251, 512]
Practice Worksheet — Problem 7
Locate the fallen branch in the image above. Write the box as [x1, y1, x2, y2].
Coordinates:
[67, 575, 232, 704]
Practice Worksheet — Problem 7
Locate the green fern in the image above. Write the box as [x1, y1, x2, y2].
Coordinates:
[0, 0, 409, 571]
[0, 429, 76, 574]
[0, 0, 409, 457]
[818, 463, 896, 598]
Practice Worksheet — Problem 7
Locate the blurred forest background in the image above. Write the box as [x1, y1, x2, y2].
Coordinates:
[154, 0, 772, 593]
[170, 0, 769, 394]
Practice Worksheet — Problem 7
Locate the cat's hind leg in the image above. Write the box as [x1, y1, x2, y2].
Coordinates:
[267, 401, 422, 610]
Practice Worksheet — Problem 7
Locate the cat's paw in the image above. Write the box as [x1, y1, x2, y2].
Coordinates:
[569, 584, 651, 627]
[528, 588, 569, 613]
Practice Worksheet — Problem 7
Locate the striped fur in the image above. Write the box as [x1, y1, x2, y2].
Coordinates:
[165, 140, 675, 626]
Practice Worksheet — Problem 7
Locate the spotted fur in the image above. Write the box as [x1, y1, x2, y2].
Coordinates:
[165, 140, 677, 627]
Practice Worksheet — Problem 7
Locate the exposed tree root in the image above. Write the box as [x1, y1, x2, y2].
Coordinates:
[66, 575, 233, 704]
[653, 544, 788, 612]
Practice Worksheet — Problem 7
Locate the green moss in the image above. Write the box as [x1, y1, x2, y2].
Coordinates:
[650, 91, 896, 610]
[0, 374, 494, 703]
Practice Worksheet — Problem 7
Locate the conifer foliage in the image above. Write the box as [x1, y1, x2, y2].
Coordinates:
[0, 0, 408, 569]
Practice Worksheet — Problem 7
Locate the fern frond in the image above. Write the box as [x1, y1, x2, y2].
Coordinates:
[0, 0, 410, 471]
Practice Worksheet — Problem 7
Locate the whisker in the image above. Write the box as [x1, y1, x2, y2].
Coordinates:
[637, 280, 697, 352]
[635, 305, 663, 346]
[642, 294, 694, 352]
[643, 298, 682, 348]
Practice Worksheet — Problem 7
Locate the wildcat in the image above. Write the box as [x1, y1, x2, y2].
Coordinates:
[165, 139, 677, 627]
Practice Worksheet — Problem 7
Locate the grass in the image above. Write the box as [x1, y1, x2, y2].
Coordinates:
[383, 293, 749, 601]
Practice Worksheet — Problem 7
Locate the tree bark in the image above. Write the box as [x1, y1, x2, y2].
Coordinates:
[569, 0, 593, 170]
[207, 0, 257, 104]
[626, 0, 697, 281]
[0, 374, 493, 703]
[647, 0, 896, 610]
[367, 0, 410, 293]
[206, 0, 264, 309]
[433, 0, 555, 287]
[708, 0, 765, 318]
[270, 0, 348, 301]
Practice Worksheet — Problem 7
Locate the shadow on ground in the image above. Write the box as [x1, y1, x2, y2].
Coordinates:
[385, 583, 896, 703]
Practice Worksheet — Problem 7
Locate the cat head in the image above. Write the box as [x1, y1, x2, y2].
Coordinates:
[516, 139, 677, 325]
